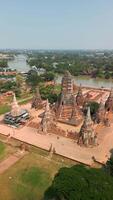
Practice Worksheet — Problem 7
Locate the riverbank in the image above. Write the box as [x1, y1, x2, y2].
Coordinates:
[56, 75, 113, 89]
[8, 54, 30, 72]
[6, 54, 113, 89]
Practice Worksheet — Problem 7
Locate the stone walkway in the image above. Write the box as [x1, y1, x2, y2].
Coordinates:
[0, 103, 113, 166]
[0, 122, 110, 166]
[0, 151, 26, 174]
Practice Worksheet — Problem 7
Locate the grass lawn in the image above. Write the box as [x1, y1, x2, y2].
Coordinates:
[0, 104, 11, 115]
[0, 140, 17, 161]
[0, 141, 5, 159]
[18, 96, 33, 105]
[0, 152, 67, 200]
[0, 94, 33, 116]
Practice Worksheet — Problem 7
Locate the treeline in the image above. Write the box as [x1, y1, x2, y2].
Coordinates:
[0, 60, 8, 68]
[27, 52, 113, 79]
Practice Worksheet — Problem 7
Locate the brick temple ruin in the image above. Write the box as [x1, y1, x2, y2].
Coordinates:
[28, 70, 113, 147]
[3, 70, 113, 148]
[55, 71, 83, 126]
[78, 107, 97, 146]
[4, 93, 29, 126]
[31, 87, 44, 109]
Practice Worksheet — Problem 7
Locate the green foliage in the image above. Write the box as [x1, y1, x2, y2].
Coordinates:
[44, 72, 55, 81]
[83, 101, 99, 119]
[44, 165, 113, 200]
[16, 74, 24, 87]
[0, 80, 21, 97]
[104, 71, 111, 79]
[0, 60, 8, 68]
[0, 104, 11, 115]
[106, 156, 113, 176]
[0, 141, 5, 157]
[27, 51, 113, 79]
[0, 81, 16, 92]
[26, 70, 42, 88]
[88, 101, 99, 116]
[40, 85, 59, 103]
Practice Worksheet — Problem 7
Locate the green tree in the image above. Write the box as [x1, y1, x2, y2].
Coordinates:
[88, 101, 99, 116]
[26, 70, 42, 88]
[16, 73, 24, 88]
[44, 72, 55, 81]
[0, 60, 8, 68]
[39, 85, 58, 103]
[104, 71, 111, 79]
[44, 165, 113, 200]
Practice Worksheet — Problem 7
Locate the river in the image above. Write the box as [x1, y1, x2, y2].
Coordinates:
[56, 75, 113, 89]
[8, 54, 30, 73]
[8, 54, 113, 89]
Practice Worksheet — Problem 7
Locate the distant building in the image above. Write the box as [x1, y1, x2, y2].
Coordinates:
[31, 66, 46, 75]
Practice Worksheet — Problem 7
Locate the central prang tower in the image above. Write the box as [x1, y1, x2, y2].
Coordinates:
[55, 71, 83, 125]
[61, 70, 73, 96]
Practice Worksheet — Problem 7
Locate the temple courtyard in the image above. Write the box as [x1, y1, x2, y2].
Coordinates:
[0, 101, 113, 166]
[0, 71, 113, 167]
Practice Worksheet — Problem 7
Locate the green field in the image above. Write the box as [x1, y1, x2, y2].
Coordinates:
[0, 104, 11, 115]
[18, 96, 33, 105]
[0, 140, 16, 161]
[0, 95, 32, 115]
[0, 141, 5, 159]
[0, 138, 77, 200]
[0, 152, 68, 200]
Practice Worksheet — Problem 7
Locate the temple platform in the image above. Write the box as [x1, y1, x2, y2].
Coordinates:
[0, 103, 113, 166]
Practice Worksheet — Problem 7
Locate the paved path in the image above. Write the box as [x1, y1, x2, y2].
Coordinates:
[0, 123, 107, 166]
[0, 104, 113, 166]
[0, 151, 26, 174]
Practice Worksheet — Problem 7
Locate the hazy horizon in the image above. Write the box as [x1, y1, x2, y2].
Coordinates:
[0, 0, 113, 49]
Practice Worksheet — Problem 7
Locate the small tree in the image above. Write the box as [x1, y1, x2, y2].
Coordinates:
[26, 70, 42, 89]
[106, 156, 113, 176]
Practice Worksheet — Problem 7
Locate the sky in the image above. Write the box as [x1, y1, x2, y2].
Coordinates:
[0, 0, 113, 49]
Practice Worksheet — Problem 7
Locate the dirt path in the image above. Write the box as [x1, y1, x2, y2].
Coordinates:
[0, 151, 27, 174]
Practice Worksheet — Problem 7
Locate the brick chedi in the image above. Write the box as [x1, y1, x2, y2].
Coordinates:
[31, 87, 43, 109]
[61, 70, 73, 96]
[76, 84, 84, 107]
[105, 89, 113, 112]
[69, 96, 83, 125]
[96, 99, 106, 123]
[4, 93, 29, 126]
[78, 107, 97, 146]
[11, 93, 22, 117]
[38, 99, 66, 136]
[39, 99, 56, 134]
[55, 71, 83, 126]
